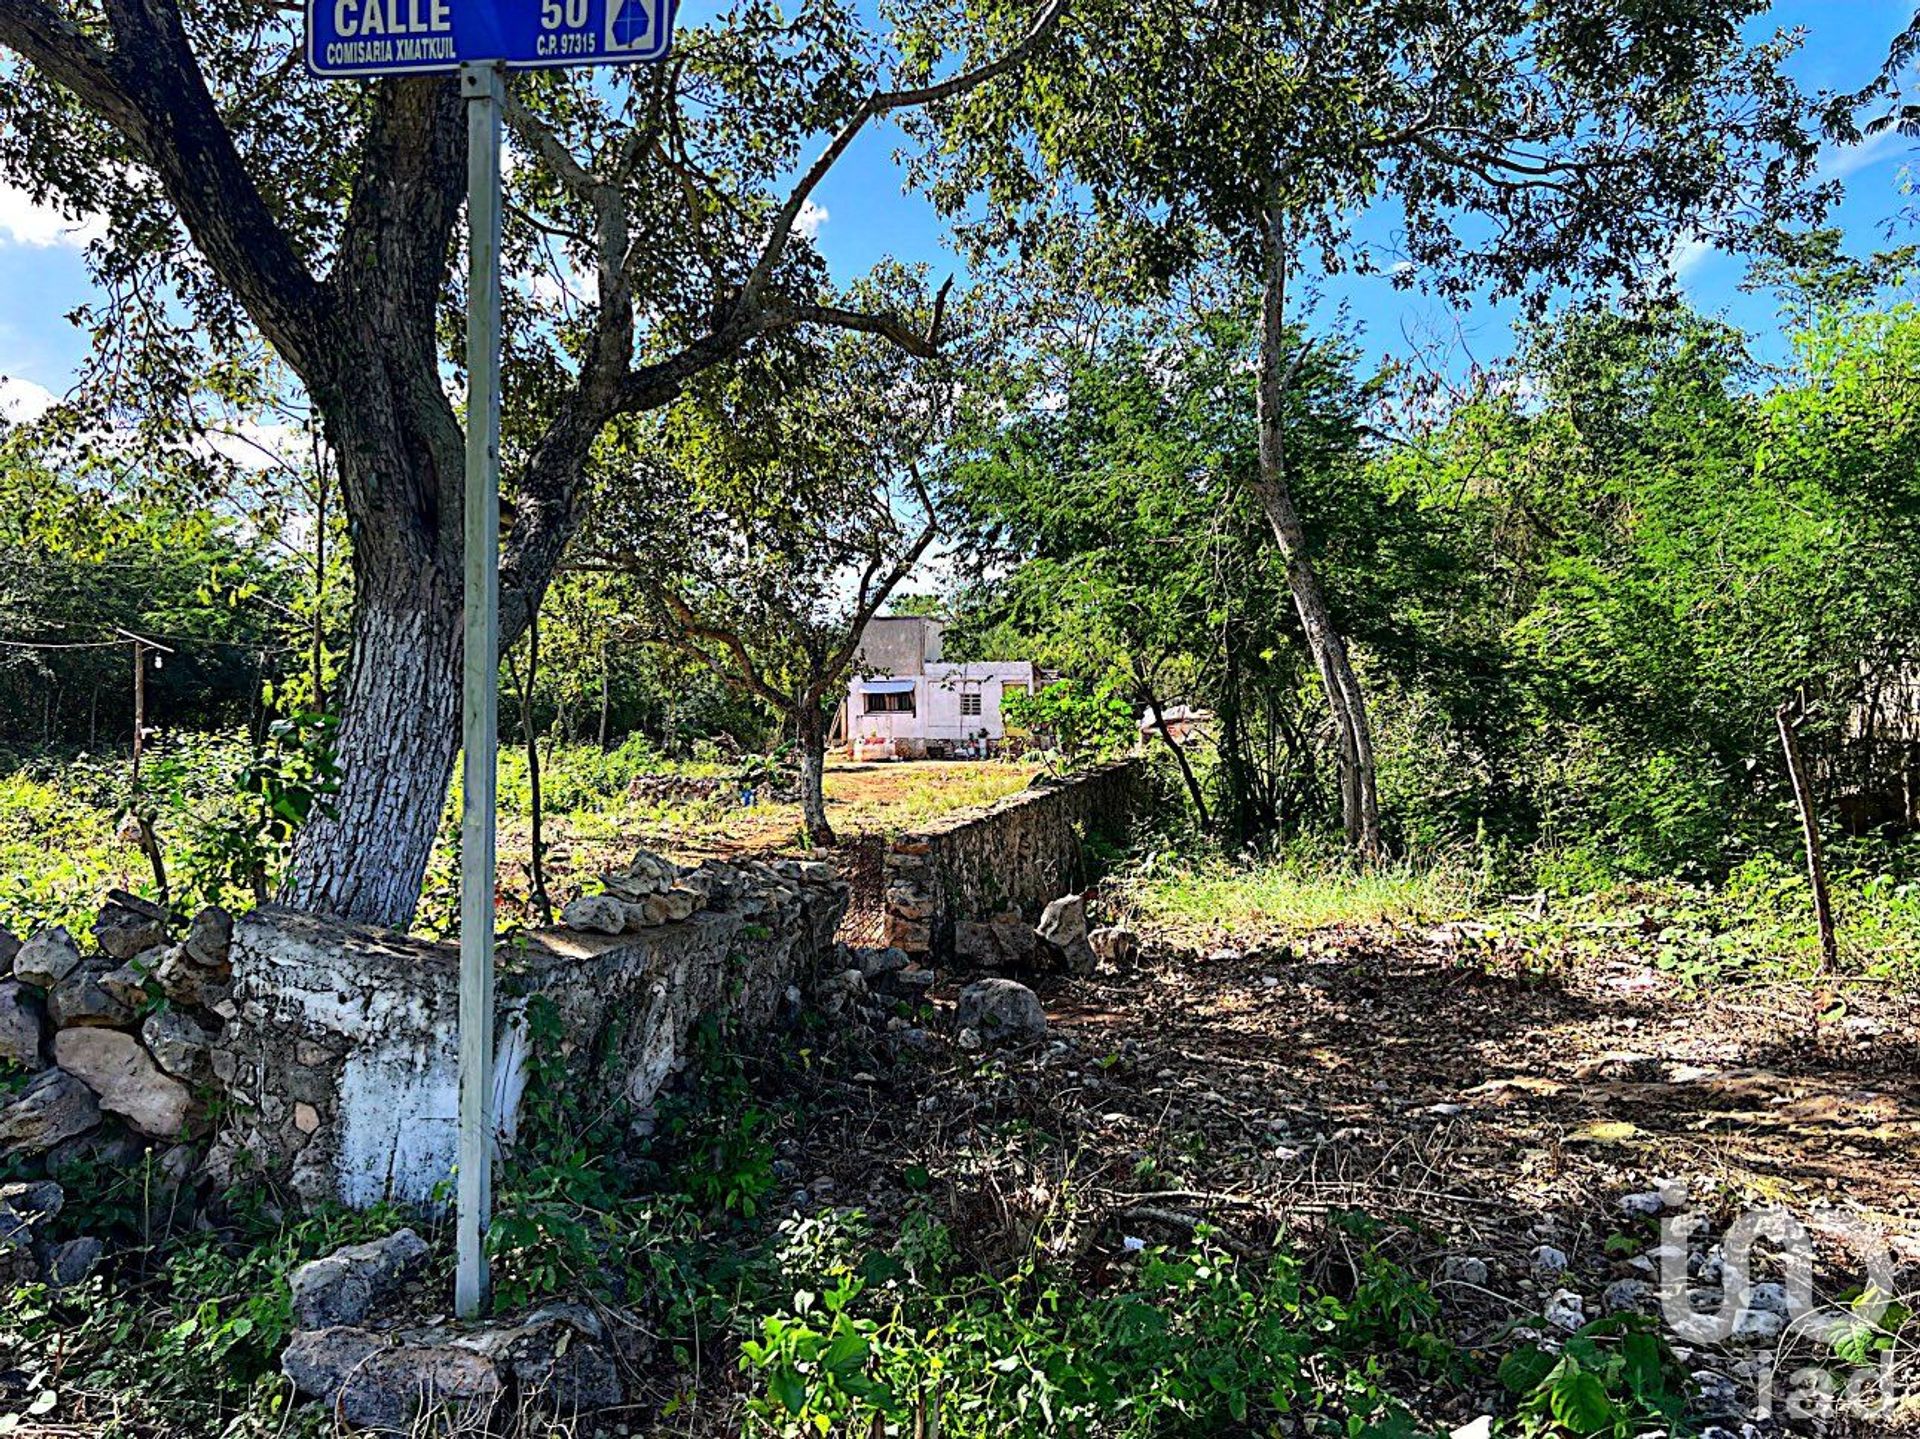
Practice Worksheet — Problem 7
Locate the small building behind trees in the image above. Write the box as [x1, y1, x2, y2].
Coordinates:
[838, 616, 1035, 758]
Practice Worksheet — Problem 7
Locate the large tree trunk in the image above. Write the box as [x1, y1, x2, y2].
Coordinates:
[279, 554, 465, 928]
[1254, 197, 1383, 859]
[796, 710, 836, 847]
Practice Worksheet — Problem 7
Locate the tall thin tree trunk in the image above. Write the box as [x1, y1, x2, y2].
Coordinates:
[1139, 679, 1210, 831]
[796, 708, 836, 847]
[312, 460, 329, 715]
[521, 613, 552, 926]
[1777, 700, 1837, 974]
[1253, 191, 1383, 859]
[598, 642, 612, 751]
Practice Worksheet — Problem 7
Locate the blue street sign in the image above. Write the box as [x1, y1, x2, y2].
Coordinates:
[307, 0, 674, 78]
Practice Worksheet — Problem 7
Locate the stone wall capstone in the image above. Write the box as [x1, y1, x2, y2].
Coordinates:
[882, 760, 1138, 958]
[206, 858, 846, 1207]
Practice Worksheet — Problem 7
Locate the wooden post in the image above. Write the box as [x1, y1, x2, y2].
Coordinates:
[122, 631, 173, 907]
[521, 612, 552, 926]
[1777, 700, 1838, 975]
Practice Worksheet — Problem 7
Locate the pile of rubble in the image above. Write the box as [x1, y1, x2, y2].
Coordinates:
[952, 892, 1138, 977]
[819, 891, 1143, 1053]
[557, 849, 839, 937]
[280, 1229, 645, 1431]
[626, 772, 736, 806]
[0, 893, 232, 1180]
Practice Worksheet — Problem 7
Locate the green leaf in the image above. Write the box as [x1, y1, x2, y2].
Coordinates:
[1548, 1365, 1617, 1435]
[769, 1367, 807, 1416]
[1497, 1345, 1557, 1395]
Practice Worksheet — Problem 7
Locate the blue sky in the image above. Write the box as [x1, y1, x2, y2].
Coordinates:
[0, 0, 1915, 417]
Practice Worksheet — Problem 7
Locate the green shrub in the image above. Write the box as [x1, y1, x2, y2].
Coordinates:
[741, 1210, 1447, 1439]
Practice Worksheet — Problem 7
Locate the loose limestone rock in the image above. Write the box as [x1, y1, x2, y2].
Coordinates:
[98, 958, 156, 1010]
[599, 871, 660, 903]
[0, 982, 47, 1070]
[0, 1181, 60, 1286]
[0, 1069, 100, 1153]
[53, 1028, 192, 1138]
[1544, 1289, 1586, 1332]
[954, 918, 1052, 970]
[1037, 895, 1096, 975]
[1089, 926, 1141, 970]
[816, 968, 867, 1017]
[48, 964, 135, 1029]
[622, 849, 678, 895]
[290, 1228, 431, 1329]
[561, 895, 626, 936]
[282, 1326, 502, 1433]
[152, 945, 224, 1008]
[42, 1234, 104, 1289]
[142, 1009, 214, 1081]
[883, 965, 936, 1002]
[460, 1303, 624, 1413]
[12, 928, 81, 990]
[0, 930, 19, 975]
[955, 978, 1048, 1044]
[1603, 1278, 1653, 1314]
[0, 1180, 64, 1243]
[183, 906, 233, 968]
[93, 904, 167, 962]
[853, 946, 911, 981]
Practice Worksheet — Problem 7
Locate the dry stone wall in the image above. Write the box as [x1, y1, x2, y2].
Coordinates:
[205, 856, 846, 1207]
[0, 893, 232, 1175]
[883, 761, 1138, 958]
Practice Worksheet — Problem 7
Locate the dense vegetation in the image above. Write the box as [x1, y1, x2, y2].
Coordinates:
[11, 286, 1920, 965]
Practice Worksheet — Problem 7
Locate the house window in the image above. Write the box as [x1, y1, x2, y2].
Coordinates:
[864, 690, 915, 714]
[960, 692, 983, 717]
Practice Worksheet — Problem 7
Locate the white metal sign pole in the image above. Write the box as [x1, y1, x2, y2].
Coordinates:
[456, 58, 505, 1322]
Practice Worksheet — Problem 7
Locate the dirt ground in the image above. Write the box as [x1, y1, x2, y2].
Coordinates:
[680, 915, 1920, 1433]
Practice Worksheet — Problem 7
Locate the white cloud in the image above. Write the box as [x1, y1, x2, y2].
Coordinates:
[198, 420, 306, 473]
[0, 375, 56, 424]
[1667, 232, 1716, 279]
[529, 260, 593, 307]
[793, 200, 829, 240]
[0, 184, 104, 249]
[1820, 125, 1908, 185]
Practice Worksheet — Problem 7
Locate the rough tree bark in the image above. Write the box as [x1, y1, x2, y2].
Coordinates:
[1252, 192, 1383, 859]
[795, 705, 835, 847]
[279, 556, 465, 922]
